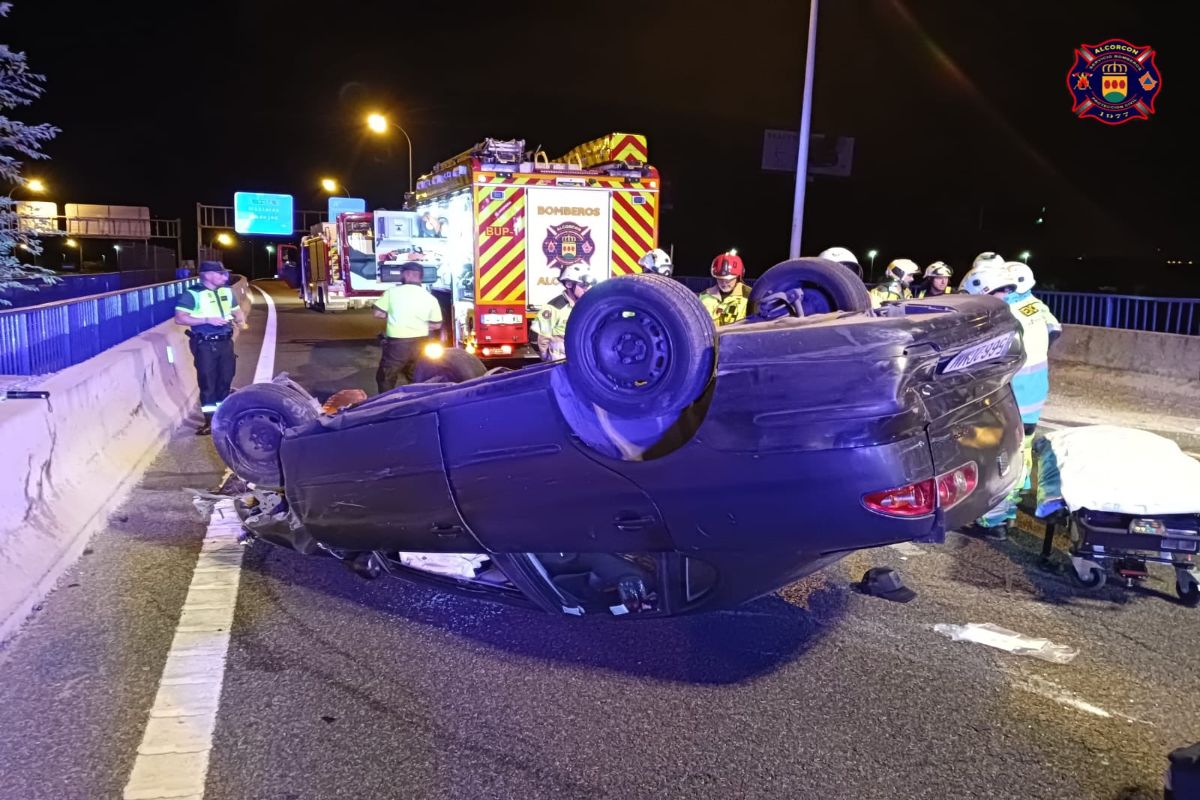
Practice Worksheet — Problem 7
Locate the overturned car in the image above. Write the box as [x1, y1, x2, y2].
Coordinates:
[213, 259, 1025, 618]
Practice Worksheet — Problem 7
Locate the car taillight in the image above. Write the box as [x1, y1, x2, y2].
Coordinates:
[863, 480, 936, 517]
[936, 462, 978, 510]
[481, 345, 514, 357]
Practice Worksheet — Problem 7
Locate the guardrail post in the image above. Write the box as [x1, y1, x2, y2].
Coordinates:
[1103, 297, 1114, 328]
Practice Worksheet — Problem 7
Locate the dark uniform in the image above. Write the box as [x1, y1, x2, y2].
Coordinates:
[175, 282, 238, 414]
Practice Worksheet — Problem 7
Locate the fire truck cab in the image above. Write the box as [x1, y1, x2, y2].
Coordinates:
[408, 133, 661, 360]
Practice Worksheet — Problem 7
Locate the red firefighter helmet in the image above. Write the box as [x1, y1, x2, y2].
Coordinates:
[711, 250, 745, 280]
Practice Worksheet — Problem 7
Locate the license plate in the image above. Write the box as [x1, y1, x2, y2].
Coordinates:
[942, 333, 1015, 374]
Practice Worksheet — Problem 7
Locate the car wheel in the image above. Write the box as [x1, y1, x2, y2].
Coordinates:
[212, 383, 320, 488]
[412, 347, 487, 384]
[749, 257, 872, 319]
[565, 273, 716, 418]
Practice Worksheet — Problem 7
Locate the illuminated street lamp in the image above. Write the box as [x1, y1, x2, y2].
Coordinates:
[321, 177, 351, 196]
[365, 112, 414, 193]
[6, 178, 47, 199]
[867, 249, 878, 280]
[265, 245, 275, 255]
[1020, 251, 1031, 263]
[215, 232, 235, 248]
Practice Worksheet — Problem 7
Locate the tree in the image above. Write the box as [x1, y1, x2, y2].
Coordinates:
[1, 1, 59, 305]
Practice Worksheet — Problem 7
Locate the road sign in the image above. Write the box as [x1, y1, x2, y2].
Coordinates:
[328, 196, 367, 221]
[233, 192, 294, 235]
[762, 130, 855, 177]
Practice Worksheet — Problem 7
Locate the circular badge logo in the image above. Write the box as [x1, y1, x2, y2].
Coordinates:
[1067, 39, 1162, 125]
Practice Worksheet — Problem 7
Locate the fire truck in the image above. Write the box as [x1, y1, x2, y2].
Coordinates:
[299, 211, 389, 311]
[409, 132, 661, 359]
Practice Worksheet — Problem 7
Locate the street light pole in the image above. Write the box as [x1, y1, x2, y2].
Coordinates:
[788, 0, 819, 259]
[391, 122, 414, 194]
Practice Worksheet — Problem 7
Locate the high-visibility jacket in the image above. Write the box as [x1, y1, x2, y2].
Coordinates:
[699, 282, 751, 326]
[175, 286, 237, 336]
[1007, 291, 1061, 425]
[915, 284, 952, 299]
[869, 280, 911, 307]
[373, 284, 443, 339]
[532, 294, 572, 361]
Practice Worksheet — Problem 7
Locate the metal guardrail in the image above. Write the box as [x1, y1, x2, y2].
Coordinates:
[0, 269, 183, 309]
[0, 278, 198, 375]
[1036, 290, 1200, 337]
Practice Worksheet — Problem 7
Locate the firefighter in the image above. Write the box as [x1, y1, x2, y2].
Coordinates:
[914, 261, 953, 297]
[637, 248, 673, 277]
[173, 261, 247, 435]
[818, 246, 863, 279]
[700, 250, 752, 325]
[869, 258, 919, 307]
[372, 262, 444, 393]
[533, 263, 595, 361]
[960, 259, 1061, 539]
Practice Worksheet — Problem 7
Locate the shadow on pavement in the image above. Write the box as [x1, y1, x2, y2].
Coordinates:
[238, 542, 847, 686]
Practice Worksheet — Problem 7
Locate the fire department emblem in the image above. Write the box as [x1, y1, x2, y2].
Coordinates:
[543, 222, 595, 270]
[1067, 39, 1161, 125]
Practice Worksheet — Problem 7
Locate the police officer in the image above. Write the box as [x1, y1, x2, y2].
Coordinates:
[174, 261, 246, 435]
[700, 250, 752, 326]
[373, 262, 444, 392]
[869, 259, 919, 306]
[533, 263, 595, 361]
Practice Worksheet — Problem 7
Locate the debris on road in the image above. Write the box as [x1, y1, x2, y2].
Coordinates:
[934, 622, 1079, 664]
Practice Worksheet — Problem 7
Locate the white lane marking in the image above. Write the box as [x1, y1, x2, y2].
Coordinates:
[1014, 675, 1154, 726]
[122, 502, 244, 800]
[250, 285, 277, 383]
[889, 542, 925, 557]
[124, 286, 278, 800]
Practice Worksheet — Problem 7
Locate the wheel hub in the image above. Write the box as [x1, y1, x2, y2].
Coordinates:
[235, 410, 284, 458]
[594, 310, 669, 389]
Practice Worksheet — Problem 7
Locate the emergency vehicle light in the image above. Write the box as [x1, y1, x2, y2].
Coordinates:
[481, 345, 514, 357]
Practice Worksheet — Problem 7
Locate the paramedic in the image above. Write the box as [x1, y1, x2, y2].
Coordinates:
[373, 262, 443, 392]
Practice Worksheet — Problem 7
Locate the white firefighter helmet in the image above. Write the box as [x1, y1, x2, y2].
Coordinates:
[972, 252, 1006, 272]
[559, 263, 597, 287]
[637, 248, 673, 276]
[819, 246, 863, 278]
[1006, 260, 1035, 293]
[924, 261, 953, 279]
[885, 258, 920, 282]
[960, 263, 1018, 296]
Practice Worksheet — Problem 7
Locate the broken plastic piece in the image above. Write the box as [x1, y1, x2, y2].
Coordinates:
[934, 623, 1079, 664]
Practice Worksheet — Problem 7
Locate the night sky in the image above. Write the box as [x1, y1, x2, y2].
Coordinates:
[6, 1, 1197, 293]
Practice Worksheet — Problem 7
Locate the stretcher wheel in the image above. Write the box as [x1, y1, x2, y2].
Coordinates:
[1073, 565, 1106, 589]
[1177, 574, 1200, 607]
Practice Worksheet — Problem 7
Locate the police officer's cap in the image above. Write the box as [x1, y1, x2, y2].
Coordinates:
[400, 262, 424, 273]
[199, 261, 228, 274]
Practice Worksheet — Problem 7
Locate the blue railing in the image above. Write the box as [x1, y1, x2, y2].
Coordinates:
[0, 269, 179, 309]
[0, 278, 198, 375]
[1035, 290, 1200, 337]
[675, 277, 1199, 337]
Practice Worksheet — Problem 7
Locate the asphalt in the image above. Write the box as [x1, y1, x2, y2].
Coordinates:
[0, 280, 1196, 800]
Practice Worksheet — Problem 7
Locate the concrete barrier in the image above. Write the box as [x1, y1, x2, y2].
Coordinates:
[1051, 324, 1200, 386]
[0, 277, 253, 643]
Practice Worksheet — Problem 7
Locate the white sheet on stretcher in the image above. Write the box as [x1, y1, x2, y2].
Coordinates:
[1041, 425, 1200, 516]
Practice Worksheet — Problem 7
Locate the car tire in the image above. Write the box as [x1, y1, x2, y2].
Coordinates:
[412, 347, 487, 384]
[749, 257, 872, 318]
[565, 273, 716, 418]
[212, 383, 321, 488]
